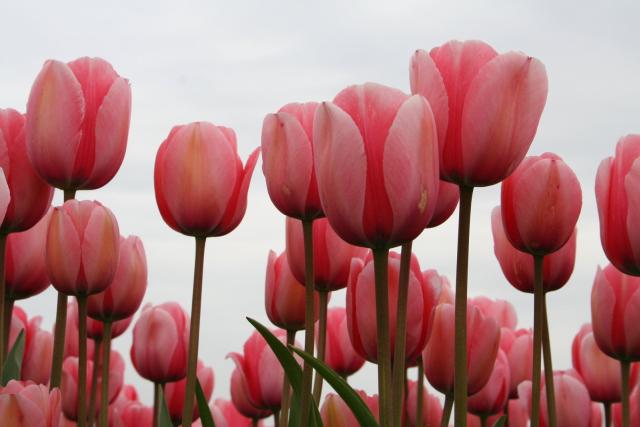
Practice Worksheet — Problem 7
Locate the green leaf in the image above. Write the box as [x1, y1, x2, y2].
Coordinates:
[290, 346, 379, 427]
[158, 386, 173, 427]
[1, 329, 25, 386]
[491, 415, 507, 427]
[196, 378, 216, 427]
[246, 317, 323, 427]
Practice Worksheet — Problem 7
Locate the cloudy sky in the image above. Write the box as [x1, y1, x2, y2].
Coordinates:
[2, 0, 639, 408]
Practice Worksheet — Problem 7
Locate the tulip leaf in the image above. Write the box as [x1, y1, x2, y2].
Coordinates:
[1, 329, 24, 385]
[290, 346, 379, 427]
[158, 386, 173, 427]
[196, 378, 216, 427]
[491, 415, 507, 427]
[246, 317, 323, 427]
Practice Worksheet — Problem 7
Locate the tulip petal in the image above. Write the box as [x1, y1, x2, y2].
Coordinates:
[591, 267, 616, 357]
[625, 158, 640, 264]
[81, 205, 119, 295]
[0, 170, 10, 225]
[46, 207, 81, 294]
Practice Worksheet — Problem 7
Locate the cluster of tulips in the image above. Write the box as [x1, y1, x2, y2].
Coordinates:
[0, 37, 639, 427]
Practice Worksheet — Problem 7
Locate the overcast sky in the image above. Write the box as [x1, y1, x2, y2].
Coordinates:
[2, 0, 640, 409]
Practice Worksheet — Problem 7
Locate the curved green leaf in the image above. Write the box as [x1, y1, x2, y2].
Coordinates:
[1, 329, 25, 385]
[158, 386, 173, 427]
[492, 415, 507, 427]
[196, 378, 216, 427]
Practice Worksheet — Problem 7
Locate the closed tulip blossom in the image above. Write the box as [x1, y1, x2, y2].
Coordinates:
[492, 207, 577, 293]
[596, 135, 640, 275]
[405, 380, 443, 427]
[0, 380, 61, 427]
[130, 302, 190, 383]
[164, 360, 214, 424]
[229, 369, 272, 421]
[111, 401, 153, 427]
[540, 372, 593, 427]
[22, 316, 53, 385]
[320, 391, 379, 426]
[214, 399, 264, 427]
[469, 296, 517, 330]
[468, 350, 511, 417]
[25, 57, 131, 191]
[500, 327, 533, 398]
[427, 180, 459, 228]
[323, 307, 365, 378]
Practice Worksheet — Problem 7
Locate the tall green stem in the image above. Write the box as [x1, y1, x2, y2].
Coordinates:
[181, 236, 207, 427]
[153, 382, 162, 427]
[99, 321, 112, 427]
[440, 394, 454, 427]
[392, 241, 413, 427]
[313, 291, 329, 402]
[274, 410, 281, 427]
[604, 402, 611, 427]
[542, 292, 557, 427]
[373, 248, 392, 427]
[0, 234, 8, 377]
[88, 338, 102, 425]
[1, 298, 13, 360]
[50, 188, 76, 389]
[531, 255, 544, 427]
[299, 219, 316, 427]
[621, 360, 631, 427]
[77, 296, 88, 427]
[454, 185, 473, 427]
[416, 357, 424, 427]
[280, 330, 296, 427]
[480, 415, 488, 427]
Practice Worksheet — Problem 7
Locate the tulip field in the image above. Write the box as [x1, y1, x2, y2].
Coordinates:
[1, 2, 639, 427]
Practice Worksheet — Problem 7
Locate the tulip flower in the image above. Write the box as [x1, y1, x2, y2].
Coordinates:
[405, 380, 443, 427]
[86, 315, 131, 341]
[163, 360, 214, 424]
[468, 350, 510, 418]
[192, 402, 229, 427]
[21, 316, 53, 385]
[540, 372, 593, 427]
[427, 180, 459, 228]
[0, 380, 61, 427]
[613, 386, 640, 427]
[469, 296, 517, 330]
[214, 399, 264, 427]
[111, 401, 153, 427]
[320, 391, 379, 426]
[229, 368, 272, 421]
[492, 207, 577, 293]
[500, 328, 533, 398]
[108, 384, 141, 426]
[323, 307, 365, 378]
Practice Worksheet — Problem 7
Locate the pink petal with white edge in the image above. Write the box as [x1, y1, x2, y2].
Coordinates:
[383, 95, 438, 240]
[0, 170, 10, 224]
[461, 52, 548, 186]
[46, 207, 82, 294]
[87, 77, 131, 189]
[26, 60, 85, 188]
[625, 158, 640, 264]
[81, 205, 120, 294]
[313, 102, 366, 246]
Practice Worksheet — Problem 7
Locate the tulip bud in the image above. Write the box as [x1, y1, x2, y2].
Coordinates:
[405, 380, 443, 427]
[0, 380, 61, 426]
[427, 180, 459, 228]
[320, 391, 379, 426]
[468, 350, 510, 417]
[164, 360, 214, 424]
[469, 296, 517, 330]
[323, 307, 365, 378]
[500, 327, 533, 398]
[229, 368, 272, 420]
[214, 398, 265, 427]
[22, 316, 53, 385]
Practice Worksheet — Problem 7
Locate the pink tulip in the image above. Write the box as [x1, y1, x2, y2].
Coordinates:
[265, 250, 320, 331]
[405, 380, 443, 427]
[347, 251, 438, 366]
[25, 57, 131, 191]
[501, 153, 582, 255]
[0, 380, 61, 427]
[261, 102, 323, 220]
[425, 269, 454, 305]
[164, 360, 214, 424]
[0, 109, 53, 234]
[60, 300, 95, 359]
[540, 372, 593, 427]
[591, 264, 640, 360]
[500, 327, 533, 398]
[5, 209, 51, 300]
[285, 217, 368, 291]
[469, 296, 517, 330]
[111, 401, 153, 427]
[130, 302, 189, 383]
[410, 40, 548, 186]
[154, 121, 259, 237]
[22, 315, 53, 385]
[468, 350, 510, 417]
[214, 399, 264, 427]
[0, 171, 10, 229]
[423, 303, 500, 395]
[320, 391, 379, 426]
[87, 235, 146, 322]
[228, 329, 299, 411]
[108, 384, 140, 424]
[492, 207, 577, 293]
[313, 82, 439, 248]
[46, 200, 120, 296]
[427, 180, 459, 228]
[192, 402, 229, 427]
[323, 307, 365, 378]
[229, 368, 272, 420]
[613, 386, 640, 427]
[86, 315, 132, 340]
[596, 135, 640, 275]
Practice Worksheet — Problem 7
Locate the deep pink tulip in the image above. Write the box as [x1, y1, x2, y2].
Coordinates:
[25, 57, 131, 191]
[410, 40, 548, 186]
[596, 135, 640, 275]
[423, 303, 500, 395]
[228, 329, 299, 411]
[501, 153, 582, 255]
[468, 350, 510, 417]
[130, 302, 189, 383]
[87, 235, 147, 322]
[60, 300, 95, 359]
[261, 102, 323, 220]
[492, 207, 577, 293]
[320, 391, 379, 426]
[22, 316, 53, 385]
[323, 307, 365, 378]
[285, 217, 368, 291]
[214, 399, 264, 427]
[154, 121, 259, 237]
[5, 209, 51, 300]
[0, 109, 53, 234]
[347, 251, 438, 366]
[86, 315, 131, 340]
[164, 360, 214, 424]
[500, 327, 533, 398]
[427, 180, 459, 228]
[265, 250, 320, 331]
[229, 368, 272, 420]
[0, 380, 61, 427]
[613, 386, 640, 427]
[46, 200, 120, 296]
[591, 264, 640, 361]
[405, 380, 443, 427]
[313, 82, 439, 249]
[469, 296, 517, 330]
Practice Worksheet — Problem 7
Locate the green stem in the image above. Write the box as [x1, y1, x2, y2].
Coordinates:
[299, 219, 316, 427]
[440, 394, 454, 427]
[373, 248, 392, 427]
[252, 419, 258, 427]
[153, 382, 162, 427]
[274, 409, 280, 427]
[604, 402, 611, 427]
[392, 241, 413, 427]
[621, 360, 631, 427]
[99, 321, 112, 427]
[181, 237, 207, 427]
[77, 296, 88, 427]
[88, 338, 102, 425]
[416, 357, 424, 427]
[480, 415, 488, 427]
[2, 298, 14, 361]
[454, 185, 473, 427]
[280, 330, 296, 427]
[542, 291, 557, 427]
[312, 291, 329, 402]
[531, 255, 544, 427]
[0, 234, 8, 377]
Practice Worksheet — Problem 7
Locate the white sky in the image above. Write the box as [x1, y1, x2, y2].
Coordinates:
[1, 0, 639, 409]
